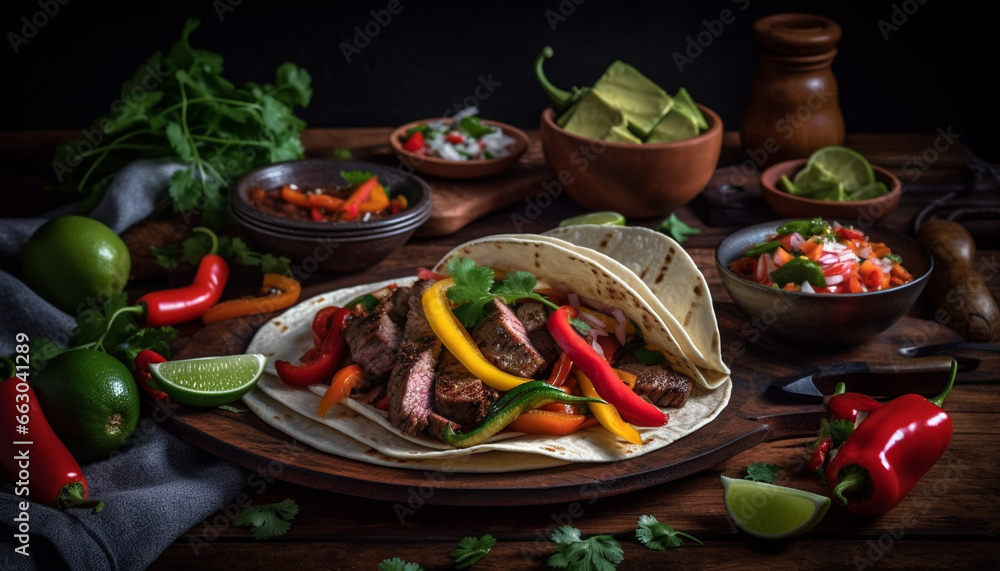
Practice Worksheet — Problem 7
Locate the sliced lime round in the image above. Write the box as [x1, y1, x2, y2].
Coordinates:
[558, 211, 626, 227]
[805, 146, 875, 192]
[148, 354, 267, 407]
[721, 476, 831, 539]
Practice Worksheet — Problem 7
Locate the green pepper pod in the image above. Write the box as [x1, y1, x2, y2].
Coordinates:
[745, 240, 782, 257]
[770, 257, 827, 288]
[776, 218, 829, 238]
[534, 46, 589, 113]
[440, 381, 604, 448]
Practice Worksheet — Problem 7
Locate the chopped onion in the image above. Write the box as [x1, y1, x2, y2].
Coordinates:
[612, 308, 628, 346]
[578, 310, 607, 330]
[591, 338, 605, 358]
[826, 274, 845, 285]
[801, 281, 815, 293]
[789, 232, 805, 250]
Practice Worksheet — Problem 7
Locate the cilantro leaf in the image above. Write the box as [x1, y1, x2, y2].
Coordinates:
[233, 498, 298, 540]
[745, 462, 781, 483]
[458, 116, 494, 139]
[450, 534, 496, 569]
[152, 234, 292, 276]
[822, 418, 856, 448]
[635, 515, 703, 550]
[445, 257, 559, 327]
[340, 170, 377, 186]
[547, 525, 623, 571]
[657, 213, 701, 244]
[378, 558, 423, 571]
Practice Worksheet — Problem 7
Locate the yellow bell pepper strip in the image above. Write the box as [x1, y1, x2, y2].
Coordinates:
[202, 273, 302, 324]
[574, 371, 642, 445]
[548, 305, 667, 427]
[358, 182, 390, 213]
[440, 381, 603, 448]
[317, 364, 366, 416]
[422, 278, 536, 391]
[506, 409, 600, 436]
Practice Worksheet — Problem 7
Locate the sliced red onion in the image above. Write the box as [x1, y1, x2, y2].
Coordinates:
[612, 308, 628, 346]
[826, 274, 845, 285]
[578, 310, 607, 330]
[591, 338, 605, 358]
[801, 281, 815, 294]
[789, 232, 805, 250]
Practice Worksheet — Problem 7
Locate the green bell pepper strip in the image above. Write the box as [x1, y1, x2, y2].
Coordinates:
[745, 240, 782, 257]
[440, 381, 603, 448]
[776, 218, 829, 238]
[770, 257, 827, 288]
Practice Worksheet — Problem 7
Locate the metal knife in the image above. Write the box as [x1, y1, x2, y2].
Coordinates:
[899, 342, 1000, 358]
[767, 355, 969, 403]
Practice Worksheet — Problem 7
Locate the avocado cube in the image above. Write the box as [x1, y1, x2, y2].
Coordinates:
[560, 91, 627, 140]
[645, 106, 700, 143]
[603, 124, 642, 144]
[591, 60, 673, 139]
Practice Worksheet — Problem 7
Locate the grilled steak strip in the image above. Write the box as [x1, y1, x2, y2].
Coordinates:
[434, 349, 499, 427]
[612, 347, 693, 408]
[515, 301, 560, 371]
[472, 299, 549, 378]
[343, 286, 409, 379]
[387, 279, 445, 435]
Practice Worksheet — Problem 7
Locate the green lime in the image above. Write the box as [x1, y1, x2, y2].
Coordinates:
[845, 181, 889, 201]
[792, 161, 838, 188]
[148, 354, 267, 407]
[20, 215, 131, 314]
[805, 146, 875, 192]
[721, 476, 831, 539]
[558, 211, 627, 227]
[30, 350, 140, 463]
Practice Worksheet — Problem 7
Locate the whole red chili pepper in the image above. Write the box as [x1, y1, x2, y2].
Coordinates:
[827, 382, 883, 424]
[546, 306, 667, 427]
[135, 227, 229, 327]
[1, 375, 103, 513]
[133, 349, 168, 400]
[825, 359, 957, 516]
[276, 307, 354, 387]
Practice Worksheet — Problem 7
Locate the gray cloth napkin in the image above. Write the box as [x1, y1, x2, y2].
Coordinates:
[0, 159, 249, 570]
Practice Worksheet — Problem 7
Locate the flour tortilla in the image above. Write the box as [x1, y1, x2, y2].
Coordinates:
[244, 237, 731, 470]
[542, 225, 730, 386]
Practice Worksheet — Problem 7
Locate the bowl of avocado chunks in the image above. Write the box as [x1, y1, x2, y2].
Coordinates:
[535, 47, 723, 217]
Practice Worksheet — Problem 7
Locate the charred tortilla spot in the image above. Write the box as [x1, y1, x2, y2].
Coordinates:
[693, 284, 702, 297]
[683, 309, 693, 327]
[654, 269, 666, 284]
[600, 238, 610, 248]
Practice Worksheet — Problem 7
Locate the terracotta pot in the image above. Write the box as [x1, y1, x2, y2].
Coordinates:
[740, 13, 845, 166]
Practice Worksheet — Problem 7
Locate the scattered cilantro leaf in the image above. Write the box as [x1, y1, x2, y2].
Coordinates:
[151, 234, 292, 276]
[340, 170, 377, 186]
[450, 534, 496, 569]
[547, 525, 623, 571]
[218, 404, 249, 413]
[458, 116, 494, 139]
[445, 257, 560, 327]
[233, 498, 298, 540]
[378, 558, 423, 571]
[657, 213, 701, 244]
[821, 418, 855, 448]
[635, 515, 703, 550]
[332, 148, 352, 159]
[745, 462, 781, 483]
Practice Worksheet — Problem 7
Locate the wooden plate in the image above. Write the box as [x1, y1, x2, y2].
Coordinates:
[162, 271, 963, 506]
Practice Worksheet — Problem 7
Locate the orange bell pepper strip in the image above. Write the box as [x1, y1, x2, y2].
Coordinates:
[798, 238, 824, 261]
[280, 184, 311, 208]
[506, 409, 600, 436]
[317, 364, 366, 416]
[308, 192, 345, 211]
[358, 183, 390, 213]
[574, 371, 643, 445]
[340, 176, 379, 220]
[202, 273, 301, 324]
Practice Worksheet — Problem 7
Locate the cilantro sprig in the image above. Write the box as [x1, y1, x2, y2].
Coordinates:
[744, 462, 781, 484]
[547, 525, 624, 571]
[233, 498, 299, 540]
[152, 232, 291, 276]
[445, 257, 561, 328]
[378, 558, 423, 571]
[450, 534, 496, 569]
[657, 213, 701, 244]
[635, 515, 703, 550]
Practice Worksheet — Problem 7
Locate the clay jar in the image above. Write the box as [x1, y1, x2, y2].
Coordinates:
[740, 13, 845, 167]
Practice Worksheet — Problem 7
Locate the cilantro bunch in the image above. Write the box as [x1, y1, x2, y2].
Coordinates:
[52, 18, 312, 227]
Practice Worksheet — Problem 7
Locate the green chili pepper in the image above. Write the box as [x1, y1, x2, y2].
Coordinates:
[776, 218, 829, 237]
[440, 381, 604, 448]
[745, 240, 782, 257]
[344, 293, 380, 313]
[534, 46, 589, 113]
[770, 257, 827, 288]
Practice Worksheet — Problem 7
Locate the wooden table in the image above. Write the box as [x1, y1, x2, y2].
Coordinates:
[3, 129, 999, 569]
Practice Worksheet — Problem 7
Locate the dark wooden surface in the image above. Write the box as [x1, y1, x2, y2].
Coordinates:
[3, 129, 999, 569]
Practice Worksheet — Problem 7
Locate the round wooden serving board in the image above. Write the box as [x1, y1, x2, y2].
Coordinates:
[162, 271, 964, 506]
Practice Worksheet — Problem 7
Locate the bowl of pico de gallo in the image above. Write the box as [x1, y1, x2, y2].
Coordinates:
[715, 218, 933, 346]
[390, 108, 530, 179]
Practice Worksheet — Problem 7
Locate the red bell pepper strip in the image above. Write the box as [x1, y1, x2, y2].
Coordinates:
[547, 306, 667, 427]
[133, 349, 168, 400]
[311, 306, 343, 348]
[135, 227, 229, 327]
[0, 374, 103, 512]
[275, 307, 354, 387]
[825, 359, 957, 516]
[341, 176, 379, 221]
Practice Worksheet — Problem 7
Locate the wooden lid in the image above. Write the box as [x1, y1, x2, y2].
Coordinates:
[752, 12, 842, 56]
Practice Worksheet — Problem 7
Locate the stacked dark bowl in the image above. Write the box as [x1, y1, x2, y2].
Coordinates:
[230, 159, 432, 276]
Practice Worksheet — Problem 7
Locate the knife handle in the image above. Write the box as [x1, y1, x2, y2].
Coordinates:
[864, 355, 957, 375]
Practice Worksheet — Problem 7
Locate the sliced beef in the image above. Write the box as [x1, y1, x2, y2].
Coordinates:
[472, 299, 549, 378]
[613, 347, 693, 408]
[387, 279, 445, 435]
[342, 288, 410, 379]
[515, 301, 560, 370]
[434, 349, 499, 427]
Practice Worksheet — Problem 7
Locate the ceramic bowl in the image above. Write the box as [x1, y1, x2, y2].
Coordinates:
[229, 159, 432, 275]
[539, 104, 723, 218]
[715, 219, 933, 347]
[389, 118, 530, 179]
[760, 159, 902, 224]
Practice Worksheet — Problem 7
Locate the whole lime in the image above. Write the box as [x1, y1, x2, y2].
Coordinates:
[31, 350, 140, 463]
[20, 215, 131, 314]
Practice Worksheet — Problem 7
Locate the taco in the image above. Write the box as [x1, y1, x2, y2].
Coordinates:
[245, 234, 731, 469]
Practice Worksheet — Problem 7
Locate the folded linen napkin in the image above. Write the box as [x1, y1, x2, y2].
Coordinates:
[0, 160, 248, 570]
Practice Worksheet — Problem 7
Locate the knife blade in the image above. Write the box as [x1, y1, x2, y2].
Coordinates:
[899, 342, 1000, 358]
[767, 355, 967, 403]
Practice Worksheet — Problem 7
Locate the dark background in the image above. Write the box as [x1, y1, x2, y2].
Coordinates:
[1, 0, 996, 162]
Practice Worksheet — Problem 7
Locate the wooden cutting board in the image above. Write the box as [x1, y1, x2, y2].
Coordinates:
[158, 270, 969, 506]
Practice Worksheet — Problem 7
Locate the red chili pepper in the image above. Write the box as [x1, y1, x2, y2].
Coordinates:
[825, 360, 957, 516]
[546, 306, 667, 427]
[827, 382, 882, 424]
[133, 349, 168, 400]
[1, 375, 103, 513]
[807, 436, 833, 473]
[135, 227, 229, 327]
[275, 307, 354, 387]
[403, 130, 425, 152]
[310, 207, 324, 222]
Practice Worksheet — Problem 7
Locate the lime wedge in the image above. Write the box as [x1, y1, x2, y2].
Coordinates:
[796, 180, 846, 201]
[148, 354, 267, 407]
[792, 161, 838, 187]
[805, 146, 875, 192]
[721, 476, 831, 539]
[558, 211, 627, 227]
[845, 181, 889, 201]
